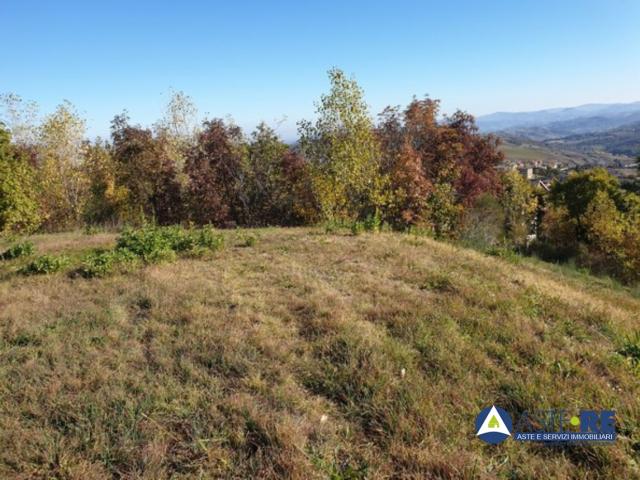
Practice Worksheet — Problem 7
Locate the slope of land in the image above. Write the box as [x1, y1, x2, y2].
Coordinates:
[0, 229, 639, 479]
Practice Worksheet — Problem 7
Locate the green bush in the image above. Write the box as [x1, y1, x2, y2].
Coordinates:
[196, 227, 225, 251]
[350, 221, 365, 236]
[77, 225, 225, 278]
[237, 232, 257, 247]
[1, 241, 34, 260]
[363, 212, 382, 232]
[487, 245, 522, 264]
[78, 249, 139, 278]
[619, 332, 640, 367]
[116, 225, 224, 261]
[116, 226, 174, 261]
[19, 255, 69, 275]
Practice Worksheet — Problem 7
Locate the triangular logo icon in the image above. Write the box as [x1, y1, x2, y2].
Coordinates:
[477, 405, 511, 437]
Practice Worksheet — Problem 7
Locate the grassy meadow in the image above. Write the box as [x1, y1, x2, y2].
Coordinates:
[0, 228, 639, 479]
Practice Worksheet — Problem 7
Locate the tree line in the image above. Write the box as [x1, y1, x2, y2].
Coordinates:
[1, 69, 639, 282]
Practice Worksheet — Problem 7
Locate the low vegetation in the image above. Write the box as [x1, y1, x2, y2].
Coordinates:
[0, 228, 638, 479]
[1, 240, 34, 260]
[18, 253, 69, 275]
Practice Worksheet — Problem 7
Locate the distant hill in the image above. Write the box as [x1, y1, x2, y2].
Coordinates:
[478, 101, 640, 134]
[545, 121, 640, 157]
[479, 102, 640, 163]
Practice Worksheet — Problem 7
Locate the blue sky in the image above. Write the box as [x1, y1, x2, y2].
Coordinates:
[2, 0, 639, 140]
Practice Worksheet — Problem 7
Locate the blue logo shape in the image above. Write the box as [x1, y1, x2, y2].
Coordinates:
[475, 405, 513, 444]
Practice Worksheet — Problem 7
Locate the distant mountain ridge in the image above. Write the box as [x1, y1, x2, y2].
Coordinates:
[477, 101, 640, 134]
[478, 101, 640, 161]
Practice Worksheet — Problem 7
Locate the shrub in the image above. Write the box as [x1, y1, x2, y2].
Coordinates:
[1, 241, 34, 260]
[460, 194, 505, 250]
[619, 332, 640, 367]
[323, 218, 349, 234]
[81, 225, 226, 276]
[117, 225, 224, 260]
[19, 255, 69, 275]
[78, 249, 139, 278]
[237, 232, 257, 247]
[351, 221, 365, 236]
[116, 226, 174, 261]
[363, 212, 382, 232]
[194, 226, 224, 251]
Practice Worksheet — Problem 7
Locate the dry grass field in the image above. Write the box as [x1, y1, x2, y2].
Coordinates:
[0, 228, 639, 479]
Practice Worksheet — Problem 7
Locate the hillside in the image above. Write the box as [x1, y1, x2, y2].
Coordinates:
[478, 102, 640, 134]
[0, 228, 639, 479]
[479, 102, 640, 165]
[545, 121, 640, 158]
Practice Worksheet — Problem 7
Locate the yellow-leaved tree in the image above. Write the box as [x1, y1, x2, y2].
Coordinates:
[298, 68, 389, 222]
[38, 101, 88, 230]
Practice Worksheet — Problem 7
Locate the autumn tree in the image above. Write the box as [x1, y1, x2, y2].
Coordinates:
[0, 123, 41, 234]
[549, 168, 637, 238]
[299, 68, 388, 222]
[110, 113, 182, 225]
[37, 101, 88, 230]
[540, 167, 640, 282]
[154, 89, 199, 188]
[280, 148, 318, 225]
[377, 104, 433, 226]
[185, 119, 246, 226]
[377, 98, 502, 235]
[83, 139, 128, 225]
[0, 93, 39, 147]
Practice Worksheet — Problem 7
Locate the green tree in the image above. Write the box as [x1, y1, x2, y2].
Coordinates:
[550, 169, 623, 223]
[38, 101, 88, 230]
[0, 124, 41, 234]
[580, 190, 640, 283]
[299, 68, 388, 222]
[500, 170, 538, 248]
[244, 123, 291, 225]
[541, 167, 640, 282]
[82, 139, 128, 225]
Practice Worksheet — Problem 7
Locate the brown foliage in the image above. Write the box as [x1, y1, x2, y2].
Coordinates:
[110, 114, 183, 225]
[377, 98, 503, 228]
[185, 119, 245, 226]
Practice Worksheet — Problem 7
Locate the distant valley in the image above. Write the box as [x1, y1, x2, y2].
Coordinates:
[477, 102, 640, 171]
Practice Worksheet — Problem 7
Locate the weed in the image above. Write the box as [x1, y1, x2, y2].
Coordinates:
[350, 221, 365, 236]
[1, 241, 34, 260]
[237, 232, 258, 247]
[619, 332, 640, 367]
[363, 212, 382, 233]
[83, 224, 102, 235]
[19, 254, 69, 275]
[116, 226, 175, 261]
[487, 245, 522, 264]
[116, 225, 224, 262]
[196, 226, 224, 251]
[78, 249, 140, 278]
